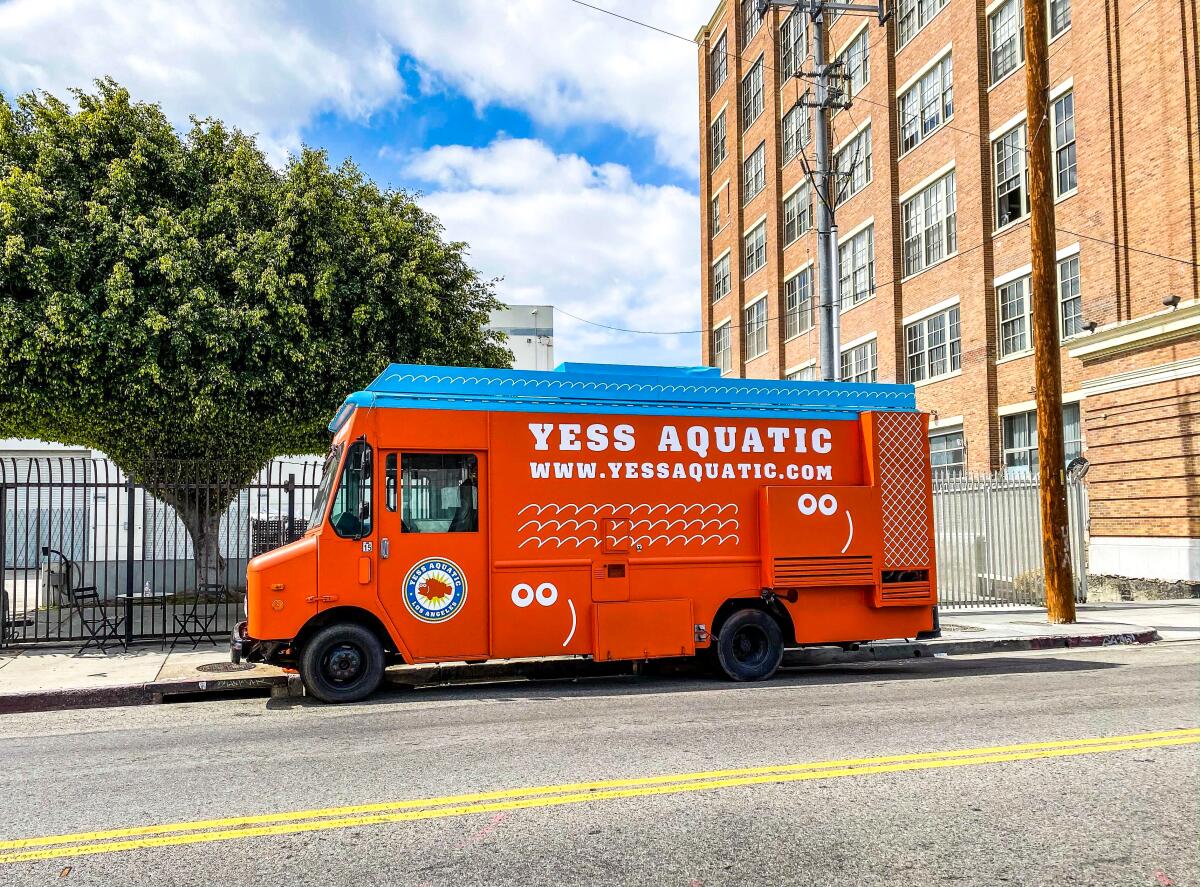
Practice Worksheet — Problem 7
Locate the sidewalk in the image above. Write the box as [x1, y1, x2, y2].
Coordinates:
[0, 601, 1194, 713]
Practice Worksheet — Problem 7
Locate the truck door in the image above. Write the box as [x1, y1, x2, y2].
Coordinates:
[377, 451, 489, 661]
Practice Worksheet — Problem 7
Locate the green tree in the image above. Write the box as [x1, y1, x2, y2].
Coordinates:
[0, 79, 511, 587]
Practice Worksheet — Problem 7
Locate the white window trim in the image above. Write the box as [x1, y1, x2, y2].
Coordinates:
[711, 247, 732, 266]
[914, 368, 962, 388]
[896, 43, 954, 96]
[782, 178, 810, 201]
[929, 414, 964, 431]
[713, 177, 730, 196]
[841, 330, 878, 352]
[990, 111, 1027, 143]
[998, 390, 1084, 417]
[743, 212, 769, 236]
[1057, 242, 1080, 261]
[902, 294, 960, 327]
[746, 290, 769, 309]
[994, 262, 1033, 288]
[786, 358, 818, 375]
[833, 19, 870, 59]
[784, 258, 816, 282]
[898, 160, 956, 203]
[838, 214, 874, 242]
[987, 62, 1025, 93]
[833, 115, 872, 155]
[1049, 77, 1073, 100]
[714, 100, 730, 119]
[1050, 82, 1077, 201]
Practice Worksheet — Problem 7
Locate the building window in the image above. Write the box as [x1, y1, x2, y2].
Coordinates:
[780, 11, 807, 79]
[1058, 253, 1082, 338]
[783, 183, 812, 244]
[834, 125, 872, 205]
[902, 170, 957, 277]
[741, 0, 764, 47]
[989, 0, 1024, 83]
[899, 53, 953, 153]
[713, 322, 732, 374]
[836, 29, 870, 97]
[744, 298, 768, 359]
[998, 274, 1030, 356]
[929, 429, 965, 475]
[905, 305, 961, 383]
[1050, 0, 1071, 37]
[710, 33, 728, 95]
[994, 123, 1028, 228]
[712, 253, 731, 303]
[898, 0, 949, 47]
[741, 56, 765, 129]
[785, 267, 813, 339]
[710, 110, 727, 168]
[743, 141, 766, 203]
[1053, 91, 1076, 196]
[711, 193, 722, 234]
[1003, 403, 1082, 475]
[839, 225, 875, 308]
[840, 338, 878, 383]
[788, 365, 817, 381]
[744, 221, 767, 276]
[782, 101, 810, 164]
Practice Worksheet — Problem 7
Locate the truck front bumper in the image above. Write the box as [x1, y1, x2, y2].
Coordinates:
[230, 621, 256, 665]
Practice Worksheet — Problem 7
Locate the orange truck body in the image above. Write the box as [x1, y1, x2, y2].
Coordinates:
[236, 363, 937, 674]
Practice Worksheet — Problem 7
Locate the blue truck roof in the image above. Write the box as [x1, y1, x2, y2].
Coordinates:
[329, 363, 916, 432]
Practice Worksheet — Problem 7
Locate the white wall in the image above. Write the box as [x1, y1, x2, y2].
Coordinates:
[489, 304, 554, 371]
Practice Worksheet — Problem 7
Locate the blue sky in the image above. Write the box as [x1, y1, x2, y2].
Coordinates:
[0, 0, 712, 367]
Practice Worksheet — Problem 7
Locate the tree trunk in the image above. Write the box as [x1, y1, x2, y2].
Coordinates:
[156, 485, 232, 593]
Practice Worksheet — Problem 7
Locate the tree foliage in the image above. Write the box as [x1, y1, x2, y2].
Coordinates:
[0, 80, 511, 582]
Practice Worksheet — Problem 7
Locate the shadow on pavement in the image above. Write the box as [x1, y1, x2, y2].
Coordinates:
[260, 651, 1122, 711]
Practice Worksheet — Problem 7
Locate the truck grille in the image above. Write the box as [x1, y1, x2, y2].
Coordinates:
[772, 556, 874, 587]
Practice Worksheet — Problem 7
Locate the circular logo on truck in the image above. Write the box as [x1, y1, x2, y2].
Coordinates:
[403, 558, 468, 623]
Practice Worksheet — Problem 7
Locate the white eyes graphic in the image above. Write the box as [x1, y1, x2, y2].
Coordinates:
[511, 582, 559, 608]
[797, 493, 838, 516]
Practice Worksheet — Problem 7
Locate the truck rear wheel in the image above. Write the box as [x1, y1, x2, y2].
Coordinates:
[299, 623, 385, 704]
[715, 609, 783, 682]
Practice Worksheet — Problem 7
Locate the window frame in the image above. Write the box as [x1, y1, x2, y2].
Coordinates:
[784, 265, 814, 340]
[897, 0, 950, 48]
[1058, 252, 1082, 339]
[898, 52, 953, 155]
[782, 100, 810, 164]
[840, 337, 879, 383]
[834, 124, 873, 206]
[711, 252, 732, 303]
[743, 141, 767, 203]
[713, 321, 733, 374]
[997, 274, 1031, 357]
[905, 304, 961, 383]
[710, 109, 728, 168]
[835, 27, 871, 98]
[1049, 0, 1071, 38]
[780, 10, 807, 80]
[783, 182, 812, 245]
[741, 0, 764, 48]
[1002, 403, 1082, 476]
[929, 427, 966, 476]
[988, 0, 1025, 85]
[1052, 90, 1077, 197]
[902, 169, 957, 278]
[329, 440, 373, 539]
[400, 452, 480, 534]
[710, 31, 729, 95]
[993, 122, 1029, 230]
[743, 296, 769, 360]
[839, 224, 876, 309]
[744, 220, 767, 277]
[741, 55, 765, 128]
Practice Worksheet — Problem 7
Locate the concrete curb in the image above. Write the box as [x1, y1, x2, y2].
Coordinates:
[0, 627, 1161, 714]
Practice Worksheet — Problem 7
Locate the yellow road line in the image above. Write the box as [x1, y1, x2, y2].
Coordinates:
[0, 729, 1194, 865]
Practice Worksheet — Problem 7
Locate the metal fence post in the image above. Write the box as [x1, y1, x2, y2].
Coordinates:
[0, 481, 7, 647]
[286, 474, 296, 543]
[124, 475, 135, 647]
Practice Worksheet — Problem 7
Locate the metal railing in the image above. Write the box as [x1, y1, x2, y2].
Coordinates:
[1, 456, 322, 647]
[933, 471, 1088, 608]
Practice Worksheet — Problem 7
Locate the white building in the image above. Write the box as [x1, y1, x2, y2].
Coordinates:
[489, 304, 554, 371]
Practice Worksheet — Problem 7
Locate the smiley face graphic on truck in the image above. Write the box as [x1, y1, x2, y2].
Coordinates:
[403, 558, 468, 623]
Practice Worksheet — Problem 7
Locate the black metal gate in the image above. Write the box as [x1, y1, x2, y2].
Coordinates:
[0, 456, 322, 647]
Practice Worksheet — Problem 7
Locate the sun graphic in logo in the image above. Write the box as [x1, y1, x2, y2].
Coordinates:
[403, 558, 468, 623]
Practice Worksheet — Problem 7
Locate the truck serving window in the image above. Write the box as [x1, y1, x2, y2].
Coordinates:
[402, 454, 478, 533]
[330, 441, 372, 538]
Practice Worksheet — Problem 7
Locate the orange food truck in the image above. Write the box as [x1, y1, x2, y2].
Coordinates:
[231, 363, 939, 702]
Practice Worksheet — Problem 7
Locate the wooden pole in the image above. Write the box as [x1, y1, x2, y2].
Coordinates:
[1023, 0, 1076, 623]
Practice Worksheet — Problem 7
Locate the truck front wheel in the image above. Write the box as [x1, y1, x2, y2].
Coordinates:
[299, 623, 385, 704]
[716, 609, 783, 682]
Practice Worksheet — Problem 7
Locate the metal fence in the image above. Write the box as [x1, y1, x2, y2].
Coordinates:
[1, 456, 322, 647]
[933, 472, 1088, 608]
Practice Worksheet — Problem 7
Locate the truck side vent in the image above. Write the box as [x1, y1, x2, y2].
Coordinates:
[773, 556, 873, 587]
[878, 583, 934, 604]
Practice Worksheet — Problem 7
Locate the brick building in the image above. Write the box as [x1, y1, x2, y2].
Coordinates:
[695, 0, 1199, 583]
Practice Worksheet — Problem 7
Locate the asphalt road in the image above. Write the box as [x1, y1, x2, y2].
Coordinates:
[0, 643, 1196, 887]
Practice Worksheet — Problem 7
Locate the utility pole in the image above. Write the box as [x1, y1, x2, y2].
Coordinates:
[761, 0, 884, 381]
[1022, 0, 1076, 622]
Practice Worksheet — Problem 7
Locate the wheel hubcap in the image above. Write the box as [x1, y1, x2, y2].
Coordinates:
[322, 642, 364, 685]
[731, 625, 769, 667]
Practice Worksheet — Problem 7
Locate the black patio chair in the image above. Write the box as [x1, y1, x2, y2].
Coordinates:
[169, 583, 225, 650]
[68, 586, 124, 653]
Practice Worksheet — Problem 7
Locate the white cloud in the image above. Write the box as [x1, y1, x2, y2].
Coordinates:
[0, 0, 708, 173]
[407, 139, 701, 366]
[0, 0, 405, 163]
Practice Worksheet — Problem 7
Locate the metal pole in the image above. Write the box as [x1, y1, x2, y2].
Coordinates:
[1023, 0, 1075, 623]
[811, 0, 838, 381]
[124, 476, 134, 647]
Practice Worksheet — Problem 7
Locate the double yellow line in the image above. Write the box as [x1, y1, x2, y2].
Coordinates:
[2, 728, 1196, 865]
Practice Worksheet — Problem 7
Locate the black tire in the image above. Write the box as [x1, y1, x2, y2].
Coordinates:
[715, 609, 783, 682]
[299, 623, 385, 704]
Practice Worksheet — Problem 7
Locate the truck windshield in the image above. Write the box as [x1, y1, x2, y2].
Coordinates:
[307, 444, 344, 531]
